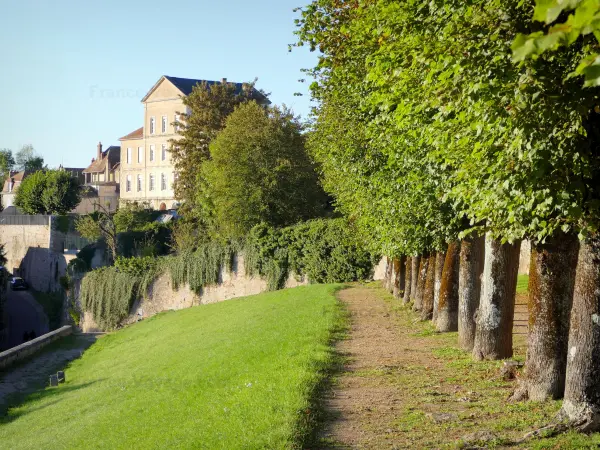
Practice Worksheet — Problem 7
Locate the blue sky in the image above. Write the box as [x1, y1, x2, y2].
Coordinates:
[0, 0, 318, 168]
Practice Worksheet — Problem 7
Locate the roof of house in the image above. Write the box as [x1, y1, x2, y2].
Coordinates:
[119, 127, 144, 141]
[83, 146, 121, 174]
[141, 75, 270, 104]
[1, 171, 30, 194]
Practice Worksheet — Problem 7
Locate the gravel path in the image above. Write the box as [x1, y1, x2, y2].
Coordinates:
[0, 334, 97, 414]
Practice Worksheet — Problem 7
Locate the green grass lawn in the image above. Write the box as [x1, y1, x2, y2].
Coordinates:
[0, 284, 345, 450]
[516, 274, 529, 294]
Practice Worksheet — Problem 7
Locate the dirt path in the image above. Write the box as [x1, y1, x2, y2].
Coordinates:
[0, 334, 98, 415]
[316, 284, 536, 449]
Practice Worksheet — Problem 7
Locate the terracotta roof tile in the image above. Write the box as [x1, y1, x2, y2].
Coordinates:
[119, 127, 144, 141]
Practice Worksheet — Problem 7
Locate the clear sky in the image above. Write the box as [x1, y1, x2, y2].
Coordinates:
[0, 0, 318, 168]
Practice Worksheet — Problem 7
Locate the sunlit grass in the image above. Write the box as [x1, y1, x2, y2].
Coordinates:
[516, 274, 529, 295]
[0, 284, 345, 449]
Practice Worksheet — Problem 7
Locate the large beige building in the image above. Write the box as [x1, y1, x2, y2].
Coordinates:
[119, 75, 266, 210]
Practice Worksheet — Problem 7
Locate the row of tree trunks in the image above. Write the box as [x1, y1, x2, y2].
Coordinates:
[432, 250, 446, 324]
[472, 235, 520, 361]
[421, 254, 437, 321]
[458, 236, 485, 351]
[436, 241, 461, 332]
[403, 256, 413, 304]
[414, 255, 429, 311]
[512, 233, 579, 402]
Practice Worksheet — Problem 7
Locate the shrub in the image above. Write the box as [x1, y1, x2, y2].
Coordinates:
[245, 218, 376, 289]
[79, 267, 139, 330]
[164, 240, 237, 293]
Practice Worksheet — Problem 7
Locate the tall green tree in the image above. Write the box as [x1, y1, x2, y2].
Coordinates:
[170, 80, 268, 216]
[15, 170, 81, 215]
[202, 102, 326, 238]
[15, 144, 44, 172]
[0, 149, 15, 185]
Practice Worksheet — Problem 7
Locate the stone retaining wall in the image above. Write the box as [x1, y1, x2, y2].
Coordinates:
[80, 254, 308, 332]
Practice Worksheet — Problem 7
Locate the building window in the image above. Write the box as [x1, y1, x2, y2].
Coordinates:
[126, 175, 131, 192]
[150, 117, 155, 135]
[137, 175, 142, 192]
[149, 174, 155, 191]
[138, 147, 143, 163]
[162, 116, 167, 133]
[174, 114, 179, 132]
[173, 171, 179, 188]
[149, 145, 155, 162]
[161, 144, 167, 161]
[161, 173, 166, 190]
[127, 147, 132, 164]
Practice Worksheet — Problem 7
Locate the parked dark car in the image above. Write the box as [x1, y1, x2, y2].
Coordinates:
[10, 277, 28, 290]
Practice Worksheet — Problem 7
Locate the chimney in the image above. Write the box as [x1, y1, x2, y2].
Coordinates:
[221, 78, 227, 84]
[97, 141, 103, 161]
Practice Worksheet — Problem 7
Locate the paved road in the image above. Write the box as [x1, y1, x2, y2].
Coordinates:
[5, 290, 49, 349]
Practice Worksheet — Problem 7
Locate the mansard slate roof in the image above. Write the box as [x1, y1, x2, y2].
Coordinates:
[119, 127, 144, 141]
[83, 146, 121, 174]
[141, 75, 270, 104]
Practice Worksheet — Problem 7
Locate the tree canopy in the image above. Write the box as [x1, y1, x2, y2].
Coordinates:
[513, 0, 600, 86]
[0, 149, 15, 186]
[170, 80, 268, 217]
[201, 102, 326, 237]
[296, 0, 600, 255]
[15, 144, 45, 172]
[15, 170, 81, 215]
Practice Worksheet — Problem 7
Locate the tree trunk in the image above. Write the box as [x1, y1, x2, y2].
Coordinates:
[403, 257, 413, 304]
[410, 255, 421, 302]
[559, 237, 600, 431]
[458, 235, 485, 351]
[511, 233, 578, 402]
[432, 249, 446, 325]
[421, 254, 437, 321]
[383, 257, 393, 292]
[413, 255, 428, 312]
[393, 256, 406, 299]
[472, 235, 521, 361]
[436, 241, 461, 332]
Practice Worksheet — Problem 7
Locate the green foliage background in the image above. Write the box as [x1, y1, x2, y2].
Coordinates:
[78, 218, 374, 329]
[201, 102, 327, 237]
[15, 170, 81, 215]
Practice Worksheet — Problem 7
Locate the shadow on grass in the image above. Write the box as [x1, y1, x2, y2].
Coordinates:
[0, 380, 102, 425]
[299, 284, 352, 449]
[0, 334, 97, 418]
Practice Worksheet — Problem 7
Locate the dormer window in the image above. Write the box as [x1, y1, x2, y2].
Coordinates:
[150, 117, 156, 135]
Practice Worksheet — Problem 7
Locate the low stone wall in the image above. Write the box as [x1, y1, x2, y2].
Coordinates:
[373, 257, 387, 281]
[518, 240, 531, 275]
[0, 325, 72, 371]
[80, 255, 308, 332]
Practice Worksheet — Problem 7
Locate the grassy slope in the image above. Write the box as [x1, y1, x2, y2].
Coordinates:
[516, 274, 529, 295]
[0, 284, 344, 450]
